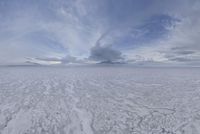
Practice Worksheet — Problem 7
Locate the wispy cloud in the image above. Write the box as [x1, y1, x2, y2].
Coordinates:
[0, 0, 200, 65]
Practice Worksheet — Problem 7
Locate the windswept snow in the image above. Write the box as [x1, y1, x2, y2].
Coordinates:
[0, 66, 200, 134]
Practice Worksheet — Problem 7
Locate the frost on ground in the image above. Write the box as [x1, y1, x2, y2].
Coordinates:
[0, 66, 200, 134]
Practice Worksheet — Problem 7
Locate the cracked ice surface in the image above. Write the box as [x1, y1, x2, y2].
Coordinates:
[0, 66, 200, 134]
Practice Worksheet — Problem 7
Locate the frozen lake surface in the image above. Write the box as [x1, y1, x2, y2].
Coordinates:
[0, 66, 200, 134]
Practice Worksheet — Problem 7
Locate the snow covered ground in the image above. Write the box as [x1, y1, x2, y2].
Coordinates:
[0, 66, 200, 134]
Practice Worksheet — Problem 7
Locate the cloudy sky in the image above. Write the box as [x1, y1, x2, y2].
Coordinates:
[0, 0, 200, 65]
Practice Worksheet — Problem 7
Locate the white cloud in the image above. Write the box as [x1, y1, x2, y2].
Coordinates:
[0, 0, 200, 65]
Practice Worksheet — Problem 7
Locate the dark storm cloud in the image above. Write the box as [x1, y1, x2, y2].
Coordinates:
[89, 45, 123, 63]
[89, 32, 124, 63]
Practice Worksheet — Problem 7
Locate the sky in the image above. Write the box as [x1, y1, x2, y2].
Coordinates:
[0, 0, 200, 66]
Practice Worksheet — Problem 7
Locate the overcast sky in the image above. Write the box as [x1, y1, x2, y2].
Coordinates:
[0, 0, 200, 65]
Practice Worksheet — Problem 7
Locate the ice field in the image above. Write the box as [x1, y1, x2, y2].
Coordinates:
[0, 66, 200, 134]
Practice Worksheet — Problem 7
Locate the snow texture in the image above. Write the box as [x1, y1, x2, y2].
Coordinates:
[0, 66, 200, 134]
